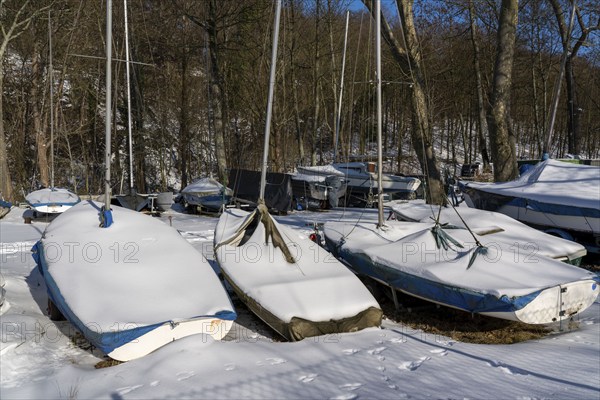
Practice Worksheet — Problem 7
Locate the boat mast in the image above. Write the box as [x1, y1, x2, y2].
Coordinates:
[375, 0, 384, 228]
[544, 0, 576, 158]
[259, 0, 282, 202]
[49, 11, 54, 189]
[333, 11, 349, 163]
[124, 0, 134, 194]
[104, 0, 113, 212]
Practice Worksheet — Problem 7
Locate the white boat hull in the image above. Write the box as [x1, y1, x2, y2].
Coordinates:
[297, 164, 420, 194]
[34, 201, 236, 361]
[214, 206, 382, 341]
[108, 318, 234, 361]
[323, 220, 599, 325]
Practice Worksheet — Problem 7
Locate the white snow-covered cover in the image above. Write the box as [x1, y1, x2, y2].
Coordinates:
[324, 220, 598, 299]
[40, 201, 235, 332]
[291, 172, 328, 183]
[1, 206, 599, 398]
[390, 201, 587, 262]
[182, 178, 229, 195]
[214, 208, 380, 323]
[463, 160, 600, 210]
[25, 188, 80, 213]
[298, 164, 348, 177]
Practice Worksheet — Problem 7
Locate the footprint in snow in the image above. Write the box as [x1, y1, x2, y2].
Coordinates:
[486, 360, 528, 376]
[298, 373, 318, 383]
[176, 371, 195, 381]
[225, 364, 236, 371]
[435, 339, 456, 347]
[367, 346, 387, 355]
[116, 384, 143, 395]
[430, 349, 448, 356]
[339, 383, 363, 391]
[398, 356, 430, 371]
[266, 357, 286, 365]
[377, 366, 386, 372]
[388, 337, 406, 344]
[329, 394, 358, 400]
[342, 348, 360, 355]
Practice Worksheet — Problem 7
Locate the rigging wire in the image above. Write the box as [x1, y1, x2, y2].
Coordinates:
[392, 1, 482, 249]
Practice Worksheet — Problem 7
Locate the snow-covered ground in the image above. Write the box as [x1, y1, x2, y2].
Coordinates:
[1, 204, 599, 399]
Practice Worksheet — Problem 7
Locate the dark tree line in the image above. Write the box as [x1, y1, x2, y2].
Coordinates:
[1, 0, 598, 203]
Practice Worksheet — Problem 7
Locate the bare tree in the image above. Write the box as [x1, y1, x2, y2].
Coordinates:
[1, 0, 51, 201]
[548, 0, 600, 156]
[468, 0, 491, 171]
[487, 0, 519, 182]
[363, 0, 445, 204]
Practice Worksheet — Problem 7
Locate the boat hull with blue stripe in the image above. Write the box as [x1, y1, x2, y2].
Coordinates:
[459, 160, 600, 252]
[324, 220, 599, 324]
[33, 200, 236, 361]
[26, 187, 80, 214]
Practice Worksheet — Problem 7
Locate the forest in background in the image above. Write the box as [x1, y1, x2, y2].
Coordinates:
[1, 0, 599, 202]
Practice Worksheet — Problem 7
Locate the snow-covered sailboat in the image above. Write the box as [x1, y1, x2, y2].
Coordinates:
[26, 15, 79, 216]
[323, 1, 599, 325]
[26, 188, 80, 215]
[213, 0, 381, 341]
[181, 177, 233, 212]
[390, 201, 587, 265]
[297, 162, 420, 199]
[32, 0, 236, 361]
[459, 159, 600, 252]
[112, 0, 172, 214]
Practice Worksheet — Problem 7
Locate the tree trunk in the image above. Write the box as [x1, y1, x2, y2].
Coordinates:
[289, 1, 305, 164]
[487, 0, 519, 182]
[31, 42, 50, 187]
[565, 58, 580, 155]
[548, 0, 595, 156]
[310, 0, 322, 166]
[179, 54, 190, 189]
[208, 0, 229, 185]
[388, 0, 445, 204]
[468, 0, 491, 170]
[0, 73, 12, 201]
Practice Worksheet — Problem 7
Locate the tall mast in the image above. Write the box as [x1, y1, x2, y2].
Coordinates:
[104, 0, 113, 212]
[259, 0, 282, 201]
[124, 0, 134, 194]
[375, 0, 384, 228]
[544, 0, 577, 157]
[48, 11, 54, 188]
[334, 10, 349, 162]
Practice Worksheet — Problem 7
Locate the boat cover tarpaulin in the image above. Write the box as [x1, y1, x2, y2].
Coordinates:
[229, 169, 292, 212]
[390, 201, 587, 262]
[214, 206, 382, 341]
[182, 178, 230, 196]
[33, 200, 236, 358]
[26, 188, 80, 208]
[461, 160, 600, 214]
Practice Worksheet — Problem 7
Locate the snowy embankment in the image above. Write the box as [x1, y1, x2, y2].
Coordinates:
[1, 205, 599, 399]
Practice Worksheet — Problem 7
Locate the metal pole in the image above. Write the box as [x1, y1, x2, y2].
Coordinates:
[104, 0, 113, 211]
[376, 0, 384, 228]
[124, 0, 134, 194]
[544, 0, 577, 157]
[334, 11, 349, 162]
[259, 0, 282, 201]
[49, 11, 54, 188]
